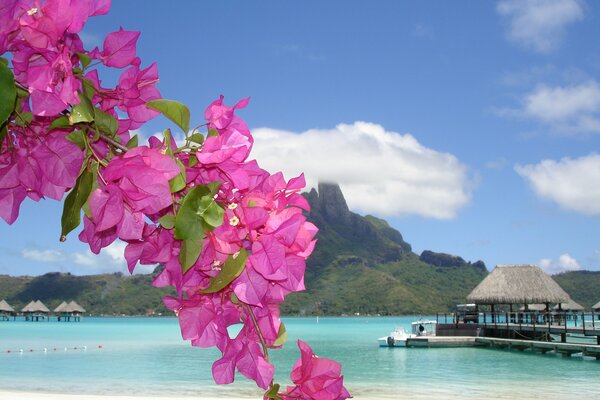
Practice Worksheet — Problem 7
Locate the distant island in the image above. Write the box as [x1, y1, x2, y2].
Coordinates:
[1, 183, 598, 316]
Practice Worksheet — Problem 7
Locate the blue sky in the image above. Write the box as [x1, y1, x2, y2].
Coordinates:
[2, 0, 600, 276]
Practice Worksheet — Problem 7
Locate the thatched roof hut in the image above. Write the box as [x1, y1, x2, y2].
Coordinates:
[65, 301, 86, 313]
[54, 301, 68, 313]
[33, 300, 50, 313]
[22, 300, 50, 313]
[554, 298, 584, 311]
[467, 265, 570, 305]
[0, 299, 15, 313]
[21, 300, 37, 312]
[593, 301, 600, 311]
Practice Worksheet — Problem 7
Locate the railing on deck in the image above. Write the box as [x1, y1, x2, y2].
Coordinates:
[436, 310, 599, 334]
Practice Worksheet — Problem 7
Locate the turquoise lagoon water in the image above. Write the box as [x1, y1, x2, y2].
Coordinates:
[1, 316, 599, 399]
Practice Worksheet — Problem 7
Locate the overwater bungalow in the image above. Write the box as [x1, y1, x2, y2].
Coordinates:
[0, 299, 16, 321]
[467, 264, 570, 323]
[54, 301, 68, 313]
[22, 300, 51, 321]
[56, 300, 86, 321]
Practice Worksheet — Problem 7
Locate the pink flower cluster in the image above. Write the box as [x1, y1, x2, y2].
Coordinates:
[0, 0, 160, 224]
[0, 1, 350, 397]
[280, 340, 351, 400]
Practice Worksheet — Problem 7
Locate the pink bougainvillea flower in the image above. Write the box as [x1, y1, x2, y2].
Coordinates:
[212, 326, 274, 389]
[0, 161, 27, 224]
[199, 96, 253, 164]
[25, 46, 82, 116]
[92, 27, 140, 68]
[281, 340, 351, 400]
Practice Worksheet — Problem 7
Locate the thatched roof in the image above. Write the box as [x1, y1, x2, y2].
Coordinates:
[34, 300, 50, 312]
[21, 300, 37, 312]
[54, 301, 68, 313]
[593, 301, 600, 311]
[23, 300, 50, 313]
[467, 265, 570, 305]
[0, 299, 15, 312]
[64, 301, 85, 313]
[554, 298, 584, 311]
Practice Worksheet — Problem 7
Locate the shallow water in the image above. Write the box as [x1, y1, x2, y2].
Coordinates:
[0, 316, 598, 398]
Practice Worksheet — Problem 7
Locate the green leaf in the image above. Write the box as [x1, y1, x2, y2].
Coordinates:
[81, 78, 96, 100]
[126, 134, 138, 149]
[264, 384, 281, 399]
[188, 154, 198, 168]
[158, 214, 176, 229]
[179, 237, 203, 274]
[0, 62, 16, 125]
[200, 249, 248, 294]
[189, 133, 204, 145]
[60, 167, 95, 241]
[208, 128, 219, 138]
[169, 159, 187, 193]
[69, 92, 95, 124]
[0, 58, 7, 66]
[14, 112, 32, 127]
[147, 99, 190, 134]
[0, 123, 7, 153]
[66, 130, 86, 150]
[94, 108, 118, 136]
[50, 115, 71, 130]
[174, 183, 223, 240]
[273, 322, 288, 347]
[163, 128, 174, 156]
[76, 52, 92, 70]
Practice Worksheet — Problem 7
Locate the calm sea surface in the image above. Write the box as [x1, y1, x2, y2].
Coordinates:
[1, 316, 599, 399]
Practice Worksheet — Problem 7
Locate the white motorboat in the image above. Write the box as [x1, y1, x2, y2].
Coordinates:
[378, 320, 437, 347]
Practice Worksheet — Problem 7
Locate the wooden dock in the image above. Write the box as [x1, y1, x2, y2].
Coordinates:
[405, 335, 600, 359]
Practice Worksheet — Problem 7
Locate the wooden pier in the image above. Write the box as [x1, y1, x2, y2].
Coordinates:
[421, 312, 600, 360]
[405, 334, 600, 359]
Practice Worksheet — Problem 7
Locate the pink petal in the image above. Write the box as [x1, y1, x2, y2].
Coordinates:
[100, 28, 140, 68]
[90, 187, 124, 232]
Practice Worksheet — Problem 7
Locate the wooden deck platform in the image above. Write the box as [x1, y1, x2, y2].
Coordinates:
[406, 336, 480, 347]
[404, 334, 600, 359]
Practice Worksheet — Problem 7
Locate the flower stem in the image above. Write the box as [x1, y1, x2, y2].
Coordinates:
[243, 303, 270, 362]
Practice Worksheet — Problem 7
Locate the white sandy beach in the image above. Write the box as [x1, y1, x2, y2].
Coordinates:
[0, 392, 402, 400]
[0, 394, 404, 400]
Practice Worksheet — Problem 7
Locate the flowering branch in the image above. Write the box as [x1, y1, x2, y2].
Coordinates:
[0, 1, 350, 399]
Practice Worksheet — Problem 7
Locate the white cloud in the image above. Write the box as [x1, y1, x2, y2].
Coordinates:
[251, 122, 472, 219]
[524, 82, 600, 129]
[497, 0, 584, 53]
[498, 81, 600, 134]
[21, 249, 64, 263]
[538, 253, 582, 274]
[21, 241, 154, 275]
[515, 153, 600, 215]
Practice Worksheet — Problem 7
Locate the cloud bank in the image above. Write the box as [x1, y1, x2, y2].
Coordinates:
[497, 0, 584, 53]
[515, 153, 600, 215]
[251, 122, 471, 219]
